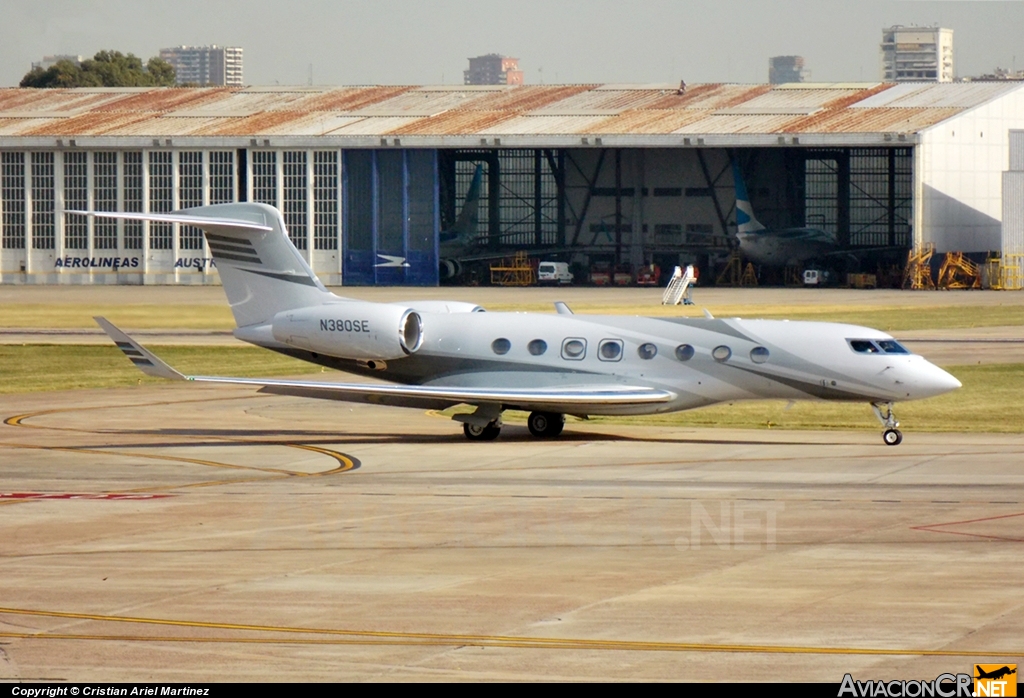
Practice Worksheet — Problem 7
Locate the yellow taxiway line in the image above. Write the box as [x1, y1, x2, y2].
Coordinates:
[0, 606, 1020, 658]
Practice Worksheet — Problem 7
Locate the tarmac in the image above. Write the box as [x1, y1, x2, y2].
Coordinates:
[2, 384, 1023, 681]
[1, 286, 1022, 681]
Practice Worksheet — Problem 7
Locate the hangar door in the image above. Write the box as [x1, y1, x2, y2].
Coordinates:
[342, 149, 439, 286]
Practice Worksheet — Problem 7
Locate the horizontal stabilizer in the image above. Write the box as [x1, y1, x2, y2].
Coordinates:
[67, 210, 273, 232]
[95, 317, 185, 381]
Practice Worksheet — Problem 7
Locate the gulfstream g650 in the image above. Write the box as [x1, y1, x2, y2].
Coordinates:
[82, 203, 960, 445]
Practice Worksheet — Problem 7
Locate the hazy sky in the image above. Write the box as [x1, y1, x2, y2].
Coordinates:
[3, 0, 1023, 87]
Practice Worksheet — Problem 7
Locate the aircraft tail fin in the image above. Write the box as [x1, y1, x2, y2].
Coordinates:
[440, 164, 482, 245]
[732, 161, 766, 236]
[75, 203, 338, 327]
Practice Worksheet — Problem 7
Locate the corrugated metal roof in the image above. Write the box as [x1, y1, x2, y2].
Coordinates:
[0, 82, 1019, 141]
[850, 82, 1020, 109]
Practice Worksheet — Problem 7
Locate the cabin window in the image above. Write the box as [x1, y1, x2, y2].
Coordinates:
[877, 340, 909, 354]
[561, 338, 587, 360]
[528, 339, 547, 356]
[637, 343, 658, 360]
[598, 339, 623, 362]
[712, 345, 731, 362]
[675, 344, 695, 361]
[750, 346, 770, 364]
[491, 338, 511, 355]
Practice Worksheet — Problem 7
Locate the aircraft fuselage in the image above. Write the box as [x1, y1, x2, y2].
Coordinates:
[249, 311, 960, 417]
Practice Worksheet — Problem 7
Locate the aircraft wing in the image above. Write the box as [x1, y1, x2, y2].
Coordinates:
[96, 318, 676, 412]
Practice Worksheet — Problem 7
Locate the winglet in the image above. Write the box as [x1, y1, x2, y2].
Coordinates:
[94, 317, 186, 381]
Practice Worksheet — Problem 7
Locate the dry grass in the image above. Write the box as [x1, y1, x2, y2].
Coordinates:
[0, 345, 320, 395]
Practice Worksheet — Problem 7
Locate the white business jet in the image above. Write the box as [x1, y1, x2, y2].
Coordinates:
[80, 203, 960, 446]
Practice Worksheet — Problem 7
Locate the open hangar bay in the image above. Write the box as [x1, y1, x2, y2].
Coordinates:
[1, 81, 1023, 287]
[1, 286, 1023, 681]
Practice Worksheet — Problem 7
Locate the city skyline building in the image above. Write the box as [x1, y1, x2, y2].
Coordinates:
[30, 55, 83, 71]
[159, 45, 243, 86]
[768, 56, 809, 84]
[881, 25, 954, 82]
[464, 54, 524, 85]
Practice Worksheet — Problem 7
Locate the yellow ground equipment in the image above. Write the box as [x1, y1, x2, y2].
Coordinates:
[846, 273, 877, 289]
[715, 251, 743, 286]
[902, 243, 935, 290]
[784, 265, 802, 287]
[984, 253, 1024, 290]
[936, 251, 981, 290]
[740, 263, 758, 287]
[489, 251, 535, 286]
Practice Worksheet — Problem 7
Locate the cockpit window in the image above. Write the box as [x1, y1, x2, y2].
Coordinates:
[848, 340, 880, 354]
[848, 339, 911, 355]
[877, 340, 909, 354]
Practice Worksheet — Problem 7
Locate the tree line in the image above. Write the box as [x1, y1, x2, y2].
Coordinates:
[20, 51, 176, 88]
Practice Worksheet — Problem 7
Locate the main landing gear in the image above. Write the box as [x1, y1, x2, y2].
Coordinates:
[527, 411, 565, 438]
[458, 410, 567, 440]
[871, 402, 903, 446]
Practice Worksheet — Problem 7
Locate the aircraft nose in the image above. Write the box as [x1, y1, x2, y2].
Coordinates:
[913, 361, 962, 398]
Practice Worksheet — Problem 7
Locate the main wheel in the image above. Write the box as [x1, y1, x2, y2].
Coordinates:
[883, 428, 903, 446]
[528, 411, 565, 438]
[464, 422, 501, 441]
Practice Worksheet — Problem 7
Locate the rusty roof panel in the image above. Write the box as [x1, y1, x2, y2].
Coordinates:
[781, 107, 964, 134]
[0, 118, 49, 135]
[671, 113, 803, 134]
[93, 88, 233, 113]
[325, 116, 419, 135]
[345, 89, 486, 116]
[530, 88, 667, 114]
[0, 88, 127, 114]
[193, 112, 365, 136]
[735, 88, 865, 111]
[642, 84, 773, 111]
[387, 110, 518, 136]
[581, 109, 707, 134]
[103, 116, 225, 136]
[285, 86, 414, 113]
[456, 85, 595, 112]
[477, 114, 609, 135]
[170, 90, 313, 115]
[22, 111, 155, 136]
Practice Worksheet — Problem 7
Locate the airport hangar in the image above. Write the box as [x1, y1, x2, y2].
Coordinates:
[0, 81, 1022, 286]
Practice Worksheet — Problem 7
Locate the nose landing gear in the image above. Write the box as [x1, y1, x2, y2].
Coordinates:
[871, 402, 902, 446]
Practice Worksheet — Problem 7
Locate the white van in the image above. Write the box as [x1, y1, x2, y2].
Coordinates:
[537, 261, 574, 285]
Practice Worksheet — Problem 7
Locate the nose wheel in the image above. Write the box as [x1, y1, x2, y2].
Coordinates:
[871, 402, 903, 446]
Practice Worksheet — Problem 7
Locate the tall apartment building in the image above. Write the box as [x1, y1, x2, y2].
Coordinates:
[464, 54, 524, 85]
[768, 56, 809, 84]
[31, 55, 83, 71]
[159, 45, 243, 86]
[881, 26, 953, 82]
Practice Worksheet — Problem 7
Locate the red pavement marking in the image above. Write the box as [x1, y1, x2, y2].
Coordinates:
[911, 511, 1024, 543]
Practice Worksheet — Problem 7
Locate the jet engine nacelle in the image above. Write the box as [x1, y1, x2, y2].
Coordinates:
[271, 301, 423, 360]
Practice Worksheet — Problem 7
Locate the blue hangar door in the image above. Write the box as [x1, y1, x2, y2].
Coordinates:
[342, 149, 439, 286]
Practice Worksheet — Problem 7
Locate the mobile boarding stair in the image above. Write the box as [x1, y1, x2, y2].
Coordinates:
[661, 265, 696, 305]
